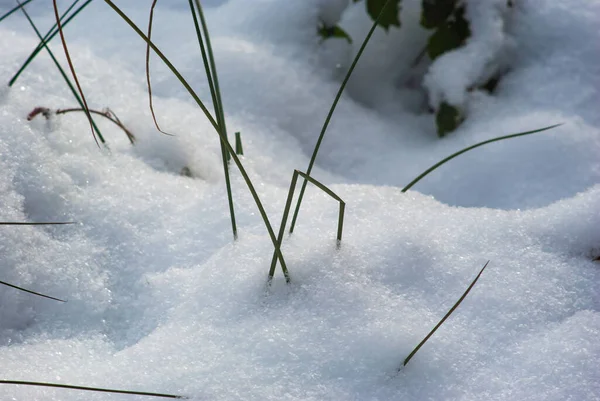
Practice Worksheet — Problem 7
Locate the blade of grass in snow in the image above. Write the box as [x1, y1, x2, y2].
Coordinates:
[0, 381, 186, 399]
[189, 0, 237, 239]
[102, 0, 289, 279]
[51, 0, 100, 147]
[288, 0, 394, 235]
[268, 170, 345, 281]
[401, 261, 490, 368]
[55, 107, 135, 144]
[0, 0, 34, 23]
[0, 222, 74, 225]
[9, 0, 93, 87]
[0, 280, 66, 302]
[401, 124, 562, 192]
[235, 131, 243, 155]
[19, 2, 106, 145]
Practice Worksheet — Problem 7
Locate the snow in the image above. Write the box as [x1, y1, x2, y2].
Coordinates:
[0, 0, 599, 400]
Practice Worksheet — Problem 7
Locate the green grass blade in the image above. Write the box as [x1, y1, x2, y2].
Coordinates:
[0, 222, 74, 225]
[19, 3, 106, 145]
[235, 131, 243, 155]
[402, 261, 489, 368]
[0, 381, 186, 399]
[401, 124, 562, 192]
[189, 0, 237, 240]
[0, 280, 66, 302]
[0, 0, 34, 23]
[289, 0, 395, 234]
[102, 0, 288, 279]
[269, 170, 345, 281]
[9, 0, 92, 87]
[51, 0, 101, 147]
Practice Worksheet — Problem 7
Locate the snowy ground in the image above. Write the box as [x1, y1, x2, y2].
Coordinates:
[0, 0, 599, 400]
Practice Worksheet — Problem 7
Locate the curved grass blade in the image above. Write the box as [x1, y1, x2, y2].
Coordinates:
[0, 280, 66, 302]
[268, 170, 345, 282]
[19, 2, 105, 145]
[9, 0, 93, 87]
[189, 0, 237, 239]
[55, 107, 135, 144]
[51, 0, 99, 147]
[289, 0, 395, 235]
[102, 0, 289, 279]
[0, 380, 185, 399]
[0, 0, 34, 23]
[402, 261, 489, 368]
[145, 0, 174, 136]
[401, 124, 562, 192]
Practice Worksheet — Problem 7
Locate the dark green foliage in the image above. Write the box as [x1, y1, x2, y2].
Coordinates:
[318, 22, 352, 44]
[426, 6, 470, 60]
[436, 101, 463, 137]
[420, 0, 457, 28]
[365, 0, 402, 30]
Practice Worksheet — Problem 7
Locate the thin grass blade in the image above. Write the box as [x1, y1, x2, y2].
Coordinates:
[0, 280, 66, 302]
[402, 261, 489, 368]
[235, 131, 243, 155]
[9, 0, 93, 87]
[401, 124, 562, 192]
[0, 222, 74, 225]
[19, 3, 106, 144]
[289, 0, 395, 234]
[189, 0, 237, 239]
[102, 0, 288, 278]
[0, 0, 34, 23]
[268, 170, 345, 280]
[51, 0, 99, 147]
[0, 381, 185, 399]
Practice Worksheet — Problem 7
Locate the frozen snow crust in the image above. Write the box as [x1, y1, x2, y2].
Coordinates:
[0, 0, 598, 400]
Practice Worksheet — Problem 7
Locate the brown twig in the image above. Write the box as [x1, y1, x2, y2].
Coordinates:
[28, 106, 135, 144]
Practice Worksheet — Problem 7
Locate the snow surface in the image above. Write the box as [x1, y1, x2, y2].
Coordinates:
[0, 0, 599, 400]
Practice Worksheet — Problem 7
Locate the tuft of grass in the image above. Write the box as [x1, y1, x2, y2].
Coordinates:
[0, 381, 186, 399]
[288, 0, 395, 235]
[100, 0, 289, 279]
[268, 170, 345, 282]
[401, 261, 489, 368]
[9, 0, 93, 87]
[401, 123, 562, 192]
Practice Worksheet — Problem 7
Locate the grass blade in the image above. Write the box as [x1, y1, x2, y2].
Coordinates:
[0, 280, 66, 302]
[235, 131, 243, 155]
[0, 222, 74, 225]
[51, 0, 99, 147]
[9, 0, 93, 87]
[268, 170, 345, 281]
[402, 261, 489, 368]
[0, 0, 34, 23]
[0, 380, 185, 399]
[401, 124, 562, 192]
[102, 0, 288, 279]
[288, 0, 394, 234]
[19, 2, 106, 145]
[189, 0, 237, 239]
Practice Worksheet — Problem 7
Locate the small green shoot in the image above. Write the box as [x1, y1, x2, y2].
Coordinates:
[0, 381, 186, 399]
[401, 123, 562, 192]
[289, 0, 395, 235]
[402, 260, 489, 368]
[235, 131, 243, 155]
[268, 170, 345, 282]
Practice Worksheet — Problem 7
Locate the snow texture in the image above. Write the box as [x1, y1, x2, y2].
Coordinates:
[0, 0, 598, 400]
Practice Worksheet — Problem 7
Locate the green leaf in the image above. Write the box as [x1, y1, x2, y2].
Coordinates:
[426, 6, 470, 60]
[436, 102, 463, 137]
[420, 0, 458, 29]
[318, 24, 353, 44]
[366, 0, 402, 30]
